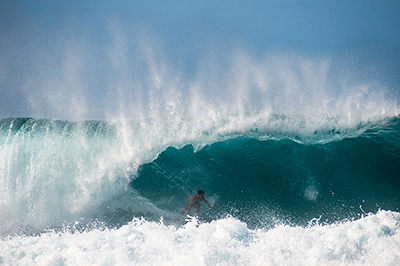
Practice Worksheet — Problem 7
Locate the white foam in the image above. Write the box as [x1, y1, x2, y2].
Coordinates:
[1, 210, 399, 265]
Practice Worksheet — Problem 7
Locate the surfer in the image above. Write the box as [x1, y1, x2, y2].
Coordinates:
[181, 190, 213, 215]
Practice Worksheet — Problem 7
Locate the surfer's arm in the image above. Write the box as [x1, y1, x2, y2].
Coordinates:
[203, 198, 213, 208]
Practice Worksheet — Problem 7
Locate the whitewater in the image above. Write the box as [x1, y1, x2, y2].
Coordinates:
[1, 42, 400, 265]
[1, 211, 400, 265]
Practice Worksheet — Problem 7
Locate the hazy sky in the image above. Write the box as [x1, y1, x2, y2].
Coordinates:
[1, 0, 399, 120]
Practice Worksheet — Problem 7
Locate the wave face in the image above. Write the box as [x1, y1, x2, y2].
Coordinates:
[1, 116, 400, 265]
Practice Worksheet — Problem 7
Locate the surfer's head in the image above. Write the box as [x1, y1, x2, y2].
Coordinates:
[197, 190, 205, 195]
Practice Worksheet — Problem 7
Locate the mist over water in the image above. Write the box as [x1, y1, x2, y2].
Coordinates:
[1, 18, 398, 124]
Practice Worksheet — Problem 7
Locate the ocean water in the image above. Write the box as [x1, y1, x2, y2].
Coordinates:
[1, 109, 400, 265]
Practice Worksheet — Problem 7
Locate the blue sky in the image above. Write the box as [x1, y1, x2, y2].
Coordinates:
[1, 0, 400, 120]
